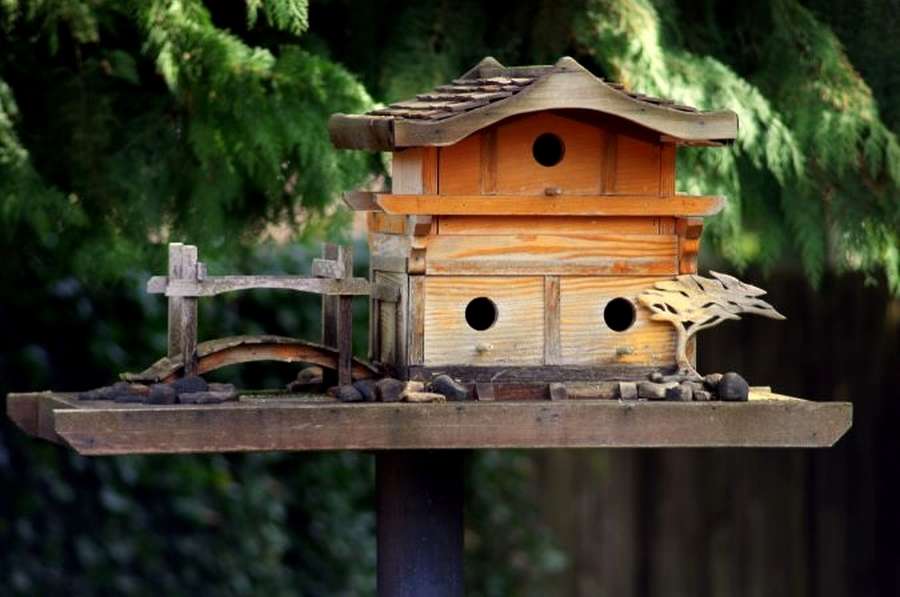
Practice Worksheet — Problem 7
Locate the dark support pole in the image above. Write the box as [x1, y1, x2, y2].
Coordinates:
[376, 450, 465, 597]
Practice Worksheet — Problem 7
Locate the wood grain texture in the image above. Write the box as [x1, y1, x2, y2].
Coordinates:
[425, 234, 678, 276]
[375, 272, 408, 367]
[376, 194, 725, 217]
[437, 215, 660, 235]
[148, 276, 371, 297]
[408, 275, 425, 366]
[494, 112, 605, 195]
[559, 277, 677, 367]
[367, 212, 407, 235]
[167, 243, 185, 358]
[613, 134, 660, 194]
[439, 133, 481, 194]
[424, 276, 544, 366]
[392, 147, 424, 193]
[9, 391, 851, 454]
[660, 143, 676, 196]
[544, 276, 561, 365]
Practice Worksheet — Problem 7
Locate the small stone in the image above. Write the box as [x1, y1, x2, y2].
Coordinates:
[79, 381, 131, 401]
[376, 378, 406, 403]
[618, 381, 638, 400]
[693, 389, 712, 402]
[208, 382, 237, 395]
[147, 383, 177, 405]
[665, 384, 693, 401]
[335, 384, 364, 403]
[402, 391, 446, 403]
[718, 372, 749, 402]
[295, 366, 324, 384]
[288, 366, 324, 392]
[548, 382, 568, 401]
[638, 381, 668, 400]
[353, 379, 378, 402]
[171, 376, 208, 395]
[430, 374, 470, 401]
[648, 371, 665, 383]
[112, 383, 151, 403]
[682, 380, 706, 394]
[703, 373, 724, 390]
[178, 390, 237, 404]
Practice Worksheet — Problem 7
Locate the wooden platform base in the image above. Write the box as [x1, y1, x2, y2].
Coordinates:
[6, 390, 851, 455]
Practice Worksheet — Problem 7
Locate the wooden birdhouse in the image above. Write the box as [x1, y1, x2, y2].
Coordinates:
[330, 56, 738, 398]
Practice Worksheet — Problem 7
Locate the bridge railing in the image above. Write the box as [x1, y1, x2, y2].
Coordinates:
[147, 242, 396, 386]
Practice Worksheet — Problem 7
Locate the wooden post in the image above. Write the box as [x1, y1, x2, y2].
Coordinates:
[166, 243, 184, 358]
[180, 245, 199, 377]
[320, 244, 339, 387]
[337, 246, 353, 386]
[376, 451, 464, 597]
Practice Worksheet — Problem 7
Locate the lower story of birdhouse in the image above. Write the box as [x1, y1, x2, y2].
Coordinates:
[370, 271, 694, 385]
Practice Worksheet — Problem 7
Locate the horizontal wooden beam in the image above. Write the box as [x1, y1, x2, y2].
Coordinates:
[372, 194, 724, 217]
[426, 233, 678, 276]
[343, 190, 384, 211]
[147, 275, 371, 297]
[6, 391, 851, 454]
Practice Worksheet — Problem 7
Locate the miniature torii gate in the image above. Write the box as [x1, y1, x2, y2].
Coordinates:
[7, 55, 855, 596]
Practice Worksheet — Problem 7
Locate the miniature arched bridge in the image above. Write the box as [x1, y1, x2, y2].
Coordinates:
[147, 242, 395, 386]
[121, 335, 380, 384]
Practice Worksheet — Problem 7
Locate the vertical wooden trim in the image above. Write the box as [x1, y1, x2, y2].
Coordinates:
[544, 276, 561, 365]
[408, 276, 425, 365]
[660, 143, 676, 197]
[480, 129, 497, 194]
[167, 243, 185, 358]
[422, 147, 439, 194]
[601, 133, 618, 193]
[337, 245, 354, 386]
[320, 244, 339, 347]
[180, 245, 199, 377]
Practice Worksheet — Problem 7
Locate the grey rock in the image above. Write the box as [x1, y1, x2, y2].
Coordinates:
[147, 384, 177, 405]
[703, 373, 724, 390]
[295, 366, 324, 384]
[618, 381, 638, 400]
[208, 382, 237, 395]
[638, 381, 668, 400]
[666, 384, 693, 401]
[353, 379, 378, 402]
[718, 372, 749, 402]
[79, 381, 132, 401]
[171, 376, 208, 395]
[288, 366, 324, 392]
[430, 374, 470, 401]
[178, 390, 238, 404]
[335, 384, 364, 403]
[648, 371, 665, 383]
[693, 389, 712, 402]
[376, 378, 406, 403]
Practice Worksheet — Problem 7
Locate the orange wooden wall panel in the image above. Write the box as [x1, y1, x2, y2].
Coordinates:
[435, 111, 669, 198]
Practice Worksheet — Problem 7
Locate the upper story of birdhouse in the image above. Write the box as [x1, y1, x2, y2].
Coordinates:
[330, 56, 737, 217]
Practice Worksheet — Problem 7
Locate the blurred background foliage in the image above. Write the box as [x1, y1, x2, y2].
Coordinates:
[0, 0, 898, 595]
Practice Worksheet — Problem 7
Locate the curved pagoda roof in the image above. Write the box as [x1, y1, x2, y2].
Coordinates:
[329, 56, 738, 151]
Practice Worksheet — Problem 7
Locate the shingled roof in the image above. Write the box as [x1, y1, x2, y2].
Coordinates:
[329, 57, 739, 151]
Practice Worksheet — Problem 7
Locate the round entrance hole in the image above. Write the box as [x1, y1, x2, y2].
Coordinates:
[532, 133, 565, 167]
[603, 297, 636, 332]
[465, 297, 498, 331]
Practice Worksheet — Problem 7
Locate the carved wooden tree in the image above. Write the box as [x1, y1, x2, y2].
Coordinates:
[638, 271, 786, 377]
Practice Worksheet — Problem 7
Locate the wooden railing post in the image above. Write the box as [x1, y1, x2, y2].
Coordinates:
[316, 243, 354, 387]
[166, 242, 185, 359]
[180, 245, 199, 377]
[337, 246, 353, 386]
[166, 242, 199, 377]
